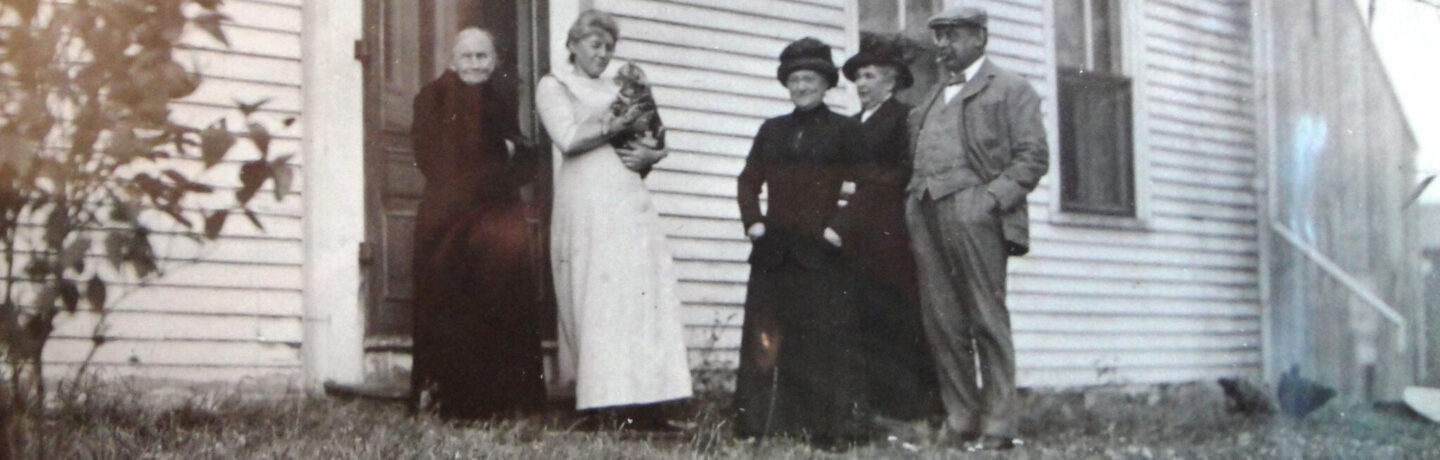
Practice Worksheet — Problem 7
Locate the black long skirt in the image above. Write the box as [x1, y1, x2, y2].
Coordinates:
[411, 200, 545, 420]
[733, 254, 869, 441]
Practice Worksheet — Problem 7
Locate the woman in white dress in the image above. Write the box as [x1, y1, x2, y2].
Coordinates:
[535, 9, 693, 425]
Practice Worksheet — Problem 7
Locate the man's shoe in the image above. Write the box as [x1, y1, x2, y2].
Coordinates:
[964, 435, 1016, 452]
[934, 428, 981, 449]
[872, 415, 929, 444]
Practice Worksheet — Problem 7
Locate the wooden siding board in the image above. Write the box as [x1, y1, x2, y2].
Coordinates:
[1147, 52, 1253, 88]
[1008, 277, 1259, 303]
[1021, 241, 1257, 269]
[620, 20, 789, 61]
[657, 0, 847, 27]
[788, 0, 845, 9]
[1149, 0, 1251, 34]
[1144, 38, 1254, 74]
[102, 288, 302, 317]
[604, 0, 847, 44]
[1147, 84, 1253, 118]
[657, 108, 765, 138]
[1149, 105, 1257, 136]
[1149, 201, 1258, 225]
[1147, 1, 1251, 44]
[225, 0, 304, 33]
[1010, 259, 1255, 286]
[1150, 165, 1254, 188]
[44, 338, 302, 367]
[663, 131, 756, 158]
[1148, 131, 1257, 161]
[46, 363, 302, 383]
[649, 171, 742, 199]
[654, 194, 741, 220]
[642, 66, 789, 106]
[1150, 150, 1256, 176]
[1008, 293, 1261, 317]
[662, 215, 746, 241]
[654, 152, 746, 178]
[184, 77, 304, 114]
[1147, 99, 1254, 132]
[52, 310, 304, 343]
[7, 233, 304, 266]
[1150, 181, 1257, 208]
[1027, 225, 1259, 255]
[181, 49, 301, 84]
[651, 86, 794, 120]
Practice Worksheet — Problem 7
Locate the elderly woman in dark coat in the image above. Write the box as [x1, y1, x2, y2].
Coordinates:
[841, 36, 941, 424]
[732, 37, 873, 446]
[410, 27, 543, 420]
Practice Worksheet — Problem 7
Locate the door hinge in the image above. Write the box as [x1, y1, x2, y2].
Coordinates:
[354, 39, 370, 64]
[358, 241, 375, 265]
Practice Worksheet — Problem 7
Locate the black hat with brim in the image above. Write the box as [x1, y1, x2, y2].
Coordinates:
[777, 37, 839, 88]
[842, 52, 914, 90]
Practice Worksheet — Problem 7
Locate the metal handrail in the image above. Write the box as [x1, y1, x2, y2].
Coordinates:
[1270, 222, 1408, 351]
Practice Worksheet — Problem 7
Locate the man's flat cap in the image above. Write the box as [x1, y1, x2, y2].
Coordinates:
[928, 5, 987, 29]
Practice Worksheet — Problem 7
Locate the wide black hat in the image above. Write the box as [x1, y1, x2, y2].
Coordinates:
[842, 33, 914, 90]
[776, 37, 838, 88]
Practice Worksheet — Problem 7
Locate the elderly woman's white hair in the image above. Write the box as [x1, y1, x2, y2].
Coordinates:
[451, 27, 497, 63]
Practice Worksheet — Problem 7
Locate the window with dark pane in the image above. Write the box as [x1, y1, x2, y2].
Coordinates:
[1054, 0, 1136, 216]
[859, 0, 941, 107]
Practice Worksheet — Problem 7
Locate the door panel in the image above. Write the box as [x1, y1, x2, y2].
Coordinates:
[365, 0, 426, 343]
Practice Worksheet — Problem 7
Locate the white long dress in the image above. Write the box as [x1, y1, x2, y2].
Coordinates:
[536, 66, 693, 409]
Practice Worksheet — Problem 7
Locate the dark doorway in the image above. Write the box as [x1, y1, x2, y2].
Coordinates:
[360, 0, 551, 390]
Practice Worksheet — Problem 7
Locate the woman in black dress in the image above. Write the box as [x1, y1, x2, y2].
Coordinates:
[409, 28, 544, 420]
[841, 36, 941, 423]
[732, 37, 872, 446]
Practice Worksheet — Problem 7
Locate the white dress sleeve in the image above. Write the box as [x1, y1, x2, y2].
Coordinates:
[536, 75, 613, 156]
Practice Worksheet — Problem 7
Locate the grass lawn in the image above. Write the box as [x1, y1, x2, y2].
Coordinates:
[25, 381, 1440, 459]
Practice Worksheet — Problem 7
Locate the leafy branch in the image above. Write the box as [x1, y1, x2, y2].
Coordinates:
[0, 1, 293, 458]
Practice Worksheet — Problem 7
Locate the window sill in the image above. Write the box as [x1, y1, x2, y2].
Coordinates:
[1047, 210, 1151, 231]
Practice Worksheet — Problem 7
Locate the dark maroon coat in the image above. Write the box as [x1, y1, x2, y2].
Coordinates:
[409, 71, 542, 419]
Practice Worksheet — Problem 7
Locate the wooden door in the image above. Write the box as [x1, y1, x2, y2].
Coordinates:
[361, 0, 550, 389]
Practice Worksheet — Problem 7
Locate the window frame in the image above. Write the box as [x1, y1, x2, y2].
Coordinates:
[1046, 0, 1153, 229]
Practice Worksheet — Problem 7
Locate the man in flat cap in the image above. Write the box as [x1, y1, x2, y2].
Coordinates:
[904, 4, 1048, 451]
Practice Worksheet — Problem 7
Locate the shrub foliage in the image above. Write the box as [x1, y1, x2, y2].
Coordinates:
[0, 0, 291, 457]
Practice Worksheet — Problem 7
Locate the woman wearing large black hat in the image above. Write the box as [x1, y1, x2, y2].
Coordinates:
[733, 36, 873, 447]
[840, 34, 943, 425]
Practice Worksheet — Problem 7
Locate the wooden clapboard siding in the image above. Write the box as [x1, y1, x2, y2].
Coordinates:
[1002, 0, 1262, 386]
[1265, 0, 1420, 398]
[41, 0, 306, 382]
[594, 0, 856, 361]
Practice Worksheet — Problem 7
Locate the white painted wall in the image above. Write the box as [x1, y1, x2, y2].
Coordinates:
[44, 0, 310, 384]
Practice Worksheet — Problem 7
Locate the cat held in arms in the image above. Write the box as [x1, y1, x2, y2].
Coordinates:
[609, 61, 666, 150]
